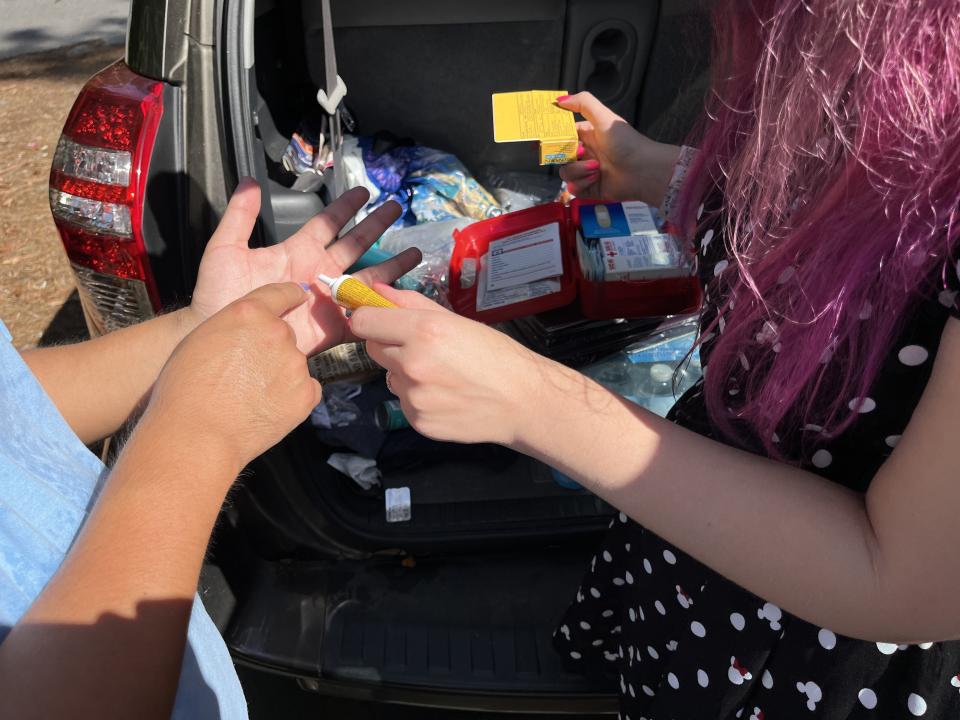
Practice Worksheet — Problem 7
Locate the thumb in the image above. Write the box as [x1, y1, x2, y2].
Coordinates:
[372, 282, 444, 311]
[556, 91, 619, 128]
[206, 177, 261, 250]
[244, 282, 311, 316]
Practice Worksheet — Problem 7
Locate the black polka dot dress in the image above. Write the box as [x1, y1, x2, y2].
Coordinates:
[554, 210, 960, 718]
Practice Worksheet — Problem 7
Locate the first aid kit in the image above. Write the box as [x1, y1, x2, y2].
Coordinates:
[448, 200, 701, 323]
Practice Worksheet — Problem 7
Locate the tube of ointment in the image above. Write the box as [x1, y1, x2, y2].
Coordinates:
[317, 273, 397, 310]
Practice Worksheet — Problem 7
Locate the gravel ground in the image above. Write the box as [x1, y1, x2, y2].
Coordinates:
[0, 40, 123, 349]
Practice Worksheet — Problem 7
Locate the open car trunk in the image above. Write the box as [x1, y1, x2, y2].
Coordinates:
[210, 0, 710, 708]
[222, 0, 710, 553]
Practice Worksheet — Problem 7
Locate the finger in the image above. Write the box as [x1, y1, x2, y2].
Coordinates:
[283, 318, 299, 346]
[559, 159, 601, 184]
[556, 92, 620, 128]
[575, 120, 596, 146]
[372, 282, 443, 311]
[353, 247, 423, 287]
[206, 177, 261, 250]
[349, 307, 421, 345]
[562, 175, 600, 196]
[559, 168, 599, 188]
[567, 180, 601, 200]
[303, 376, 323, 409]
[325, 200, 404, 269]
[339, 287, 433, 346]
[364, 340, 404, 368]
[245, 282, 311, 317]
[291, 374, 323, 418]
[285, 186, 372, 252]
[385, 368, 411, 398]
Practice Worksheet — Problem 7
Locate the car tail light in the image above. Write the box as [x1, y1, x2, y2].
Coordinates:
[49, 61, 164, 334]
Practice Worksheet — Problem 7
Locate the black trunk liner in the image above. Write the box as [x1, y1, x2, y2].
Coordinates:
[227, 548, 617, 702]
[289, 427, 615, 544]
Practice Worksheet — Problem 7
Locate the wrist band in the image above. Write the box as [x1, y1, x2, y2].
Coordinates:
[661, 145, 699, 221]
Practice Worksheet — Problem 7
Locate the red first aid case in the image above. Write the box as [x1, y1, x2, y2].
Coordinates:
[449, 200, 702, 324]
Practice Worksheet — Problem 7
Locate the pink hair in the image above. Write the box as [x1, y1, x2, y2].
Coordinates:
[675, 0, 960, 457]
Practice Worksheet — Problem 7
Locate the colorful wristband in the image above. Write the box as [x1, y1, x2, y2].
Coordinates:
[661, 145, 699, 221]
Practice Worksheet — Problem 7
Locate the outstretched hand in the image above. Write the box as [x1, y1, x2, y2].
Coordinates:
[190, 179, 422, 355]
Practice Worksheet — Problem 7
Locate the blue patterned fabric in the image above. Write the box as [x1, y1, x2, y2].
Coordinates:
[357, 137, 501, 229]
[0, 320, 247, 719]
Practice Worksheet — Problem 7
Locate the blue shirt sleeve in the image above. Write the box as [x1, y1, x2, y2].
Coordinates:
[0, 319, 247, 719]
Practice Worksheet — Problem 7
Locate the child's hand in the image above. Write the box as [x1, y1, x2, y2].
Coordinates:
[556, 92, 681, 207]
[190, 181, 421, 356]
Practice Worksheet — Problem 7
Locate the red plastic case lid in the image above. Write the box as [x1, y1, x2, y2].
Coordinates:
[448, 202, 578, 324]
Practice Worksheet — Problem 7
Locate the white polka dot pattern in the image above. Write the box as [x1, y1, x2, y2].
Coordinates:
[898, 345, 929, 366]
[550, 230, 960, 719]
[848, 397, 877, 413]
[812, 449, 833, 468]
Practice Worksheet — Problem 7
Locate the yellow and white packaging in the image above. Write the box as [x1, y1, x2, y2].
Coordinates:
[491, 90, 578, 165]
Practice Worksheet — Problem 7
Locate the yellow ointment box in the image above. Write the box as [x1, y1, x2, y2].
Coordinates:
[491, 90, 579, 166]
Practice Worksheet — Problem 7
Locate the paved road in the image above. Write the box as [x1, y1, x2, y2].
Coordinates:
[1, 0, 130, 59]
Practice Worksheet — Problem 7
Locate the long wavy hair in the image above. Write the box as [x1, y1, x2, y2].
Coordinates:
[675, 0, 960, 456]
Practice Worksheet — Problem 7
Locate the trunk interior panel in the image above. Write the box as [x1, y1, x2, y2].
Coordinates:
[303, 0, 568, 173]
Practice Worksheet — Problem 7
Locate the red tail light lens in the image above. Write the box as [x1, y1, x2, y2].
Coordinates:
[49, 61, 164, 328]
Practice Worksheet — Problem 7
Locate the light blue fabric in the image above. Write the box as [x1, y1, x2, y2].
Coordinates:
[0, 320, 247, 719]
